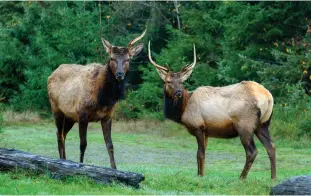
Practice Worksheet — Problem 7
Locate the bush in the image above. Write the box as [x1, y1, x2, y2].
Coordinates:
[1, 1, 311, 125]
[270, 95, 311, 140]
[298, 120, 311, 138]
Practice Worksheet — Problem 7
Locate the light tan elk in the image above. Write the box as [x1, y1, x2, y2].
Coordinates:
[48, 30, 146, 169]
[148, 41, 276, 179]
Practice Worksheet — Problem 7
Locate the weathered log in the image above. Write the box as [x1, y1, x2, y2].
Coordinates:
[270, 175, 311, 195]
[0, 148, 144, 187]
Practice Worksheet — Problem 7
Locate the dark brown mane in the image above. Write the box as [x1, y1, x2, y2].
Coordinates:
[164, 89, 189, 123]
[97, 64, 126, 107]
[48, 29, 146, 169]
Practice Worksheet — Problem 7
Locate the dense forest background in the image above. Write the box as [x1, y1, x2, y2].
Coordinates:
[1, 1, 311, 122]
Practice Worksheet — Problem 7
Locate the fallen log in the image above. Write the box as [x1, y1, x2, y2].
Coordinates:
[0, 148, 144, 187]
[270, 175, 311, 195]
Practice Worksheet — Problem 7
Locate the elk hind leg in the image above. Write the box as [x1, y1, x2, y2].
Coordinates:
[239, 135, 258, 179]
[256, 117, 276, 179]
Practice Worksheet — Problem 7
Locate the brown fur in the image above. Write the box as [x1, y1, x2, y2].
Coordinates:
[48, 31, 146, 168]
[149, 47, 275, 179]
[48, 64, 113, 122]
[177, 81, 275, 179]
[48, 63, 120, 166]
[149, 42, 276, 179]
[179, 81, 275, 179]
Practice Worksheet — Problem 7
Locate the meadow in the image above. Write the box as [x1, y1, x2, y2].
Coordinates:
[1, 2, 311, 195]
[1, 107, 310, 194]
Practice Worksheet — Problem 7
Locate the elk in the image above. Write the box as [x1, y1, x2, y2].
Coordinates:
[47, 30, 146, 169]
[148, 41, 276, 179]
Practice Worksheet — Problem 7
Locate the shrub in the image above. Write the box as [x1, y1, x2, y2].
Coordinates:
[298, 120, 311, 138]
[270, 95, 311, 140]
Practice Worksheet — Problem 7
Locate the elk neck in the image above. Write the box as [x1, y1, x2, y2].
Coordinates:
[97, 63, 127, 107]
[164, 89, 191, 123]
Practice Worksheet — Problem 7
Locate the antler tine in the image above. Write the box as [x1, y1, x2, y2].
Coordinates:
[128, 29, 147, 48]
[183, 44, 196, 70]
[148, 41, 169, 72]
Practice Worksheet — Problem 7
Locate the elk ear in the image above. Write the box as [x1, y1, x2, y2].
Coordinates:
[101, 38, 112, 54]
[129, 43, 144, 57]
[155, 68, 168, 81]
[180, 67, 194, 82]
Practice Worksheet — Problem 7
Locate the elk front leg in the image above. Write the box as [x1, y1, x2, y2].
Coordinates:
[194, 129, 206, 176]
[62, 118, 75, 160]
[54, 112, 65, 159]
[101, 118, 116, 169]
[79, 113, 88, 163]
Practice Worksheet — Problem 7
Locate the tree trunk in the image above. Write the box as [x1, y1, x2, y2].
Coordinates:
[0, 148, 144, 187]
[173, 0, 181, 30]
[270, 175, 311, 195]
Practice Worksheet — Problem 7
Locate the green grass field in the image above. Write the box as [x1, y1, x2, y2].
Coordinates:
[0, 120, 310, 194]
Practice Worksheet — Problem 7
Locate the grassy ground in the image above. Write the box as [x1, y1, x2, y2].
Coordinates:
[0, 119, 310, 194]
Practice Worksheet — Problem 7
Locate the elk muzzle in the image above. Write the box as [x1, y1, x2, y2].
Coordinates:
[115, 72, 125, 81]
[175, 89, 183, 98]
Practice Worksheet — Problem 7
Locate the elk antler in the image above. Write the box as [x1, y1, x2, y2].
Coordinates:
[181, 44, 196, 72]
[148, 41, 169, 72]
[128, 29, 147, 48]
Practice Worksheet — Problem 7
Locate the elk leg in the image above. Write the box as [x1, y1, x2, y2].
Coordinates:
[240, 136, 258, 179]
[54, 112, 65, 159]
[256, 120, 276, 179]
[79, 114, 88, 163]
[101, 118, 116, 169]
[204, 135, 208, 149]
[62, 118, 75, 160]
[194, 130, 206, 176]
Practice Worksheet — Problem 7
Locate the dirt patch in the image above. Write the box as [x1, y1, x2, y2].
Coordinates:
[58, 140, 238, 169]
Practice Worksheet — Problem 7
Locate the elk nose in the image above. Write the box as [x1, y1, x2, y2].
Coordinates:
[175, 90, 182, 98]
[115, 72, 125, 80]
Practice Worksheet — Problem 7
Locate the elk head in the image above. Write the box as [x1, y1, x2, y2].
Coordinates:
[101, 29, 146, 81]
[148, 41, 196, 100]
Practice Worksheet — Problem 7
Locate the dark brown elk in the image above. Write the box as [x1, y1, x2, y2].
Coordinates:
[148, 41, 276, 179]
[47, 30, 146, 169]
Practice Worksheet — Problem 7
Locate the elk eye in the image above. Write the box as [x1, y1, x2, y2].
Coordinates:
[123, 61, 129, 66]
[110, 59, 117, 66]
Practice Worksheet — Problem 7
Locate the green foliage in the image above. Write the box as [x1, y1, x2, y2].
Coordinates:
[298, 120, 311, 138]
[271, 96, 311, 139]
[131, 2, 311, 118]
[0, 1, 173, 113]
[241, 32, 311, 102]
[1, 2, 311, 120]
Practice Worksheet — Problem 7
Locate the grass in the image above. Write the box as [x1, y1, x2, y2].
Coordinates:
[2, 109, 42, 123]
[0, 117, 311, 195]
